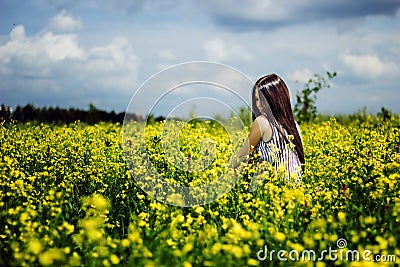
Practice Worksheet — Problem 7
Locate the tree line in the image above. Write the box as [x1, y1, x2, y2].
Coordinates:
[0, 103, 143, 124]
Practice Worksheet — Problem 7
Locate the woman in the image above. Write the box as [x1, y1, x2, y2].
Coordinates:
[236, 73, 304, 183]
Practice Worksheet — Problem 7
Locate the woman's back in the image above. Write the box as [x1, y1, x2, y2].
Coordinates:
[256, 114, 302, 183]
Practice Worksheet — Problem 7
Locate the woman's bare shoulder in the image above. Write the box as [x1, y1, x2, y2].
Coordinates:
[255, 114, 269, 124]
[255, 115, 272, 142]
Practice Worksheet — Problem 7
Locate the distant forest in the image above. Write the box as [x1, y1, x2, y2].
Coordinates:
[0, 103, 396, 126]
[0, 103, 154, 124]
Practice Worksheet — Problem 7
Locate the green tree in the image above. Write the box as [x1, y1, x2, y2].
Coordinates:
[237, 106, 252, 128]
[294, 71, 337, 123]
[377, 106, 392, 121]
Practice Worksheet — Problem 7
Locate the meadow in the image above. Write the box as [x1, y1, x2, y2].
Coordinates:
[1, 115, 399, 266]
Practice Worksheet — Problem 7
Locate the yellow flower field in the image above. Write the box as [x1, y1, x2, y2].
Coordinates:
[1, 116, 399, 266]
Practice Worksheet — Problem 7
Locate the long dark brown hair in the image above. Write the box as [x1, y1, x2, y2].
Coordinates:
[252, 73, 305, 164]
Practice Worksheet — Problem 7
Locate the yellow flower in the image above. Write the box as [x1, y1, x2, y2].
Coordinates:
[39, 249, 64, 266]
[103, 259, 111, 267]
[173, 250, 183, 257]
[20, 212, 29, 223]
[39, 251, 53, 266]
[351, 235, 360, 243]
[375, 236, 388, 250]
[211, 243, 222, 255]
[313, 232, 322, 240]
[91, 194, 108, 210]
[121, 239, 130, 247]
[86, 228, 103, 242]
[364, 216, 376, 224]
[338, 211, 346, 223]
[62, 221, 75, 234]
[110, 254, 119, 265]
[143, 248, 153, 258]
[144, 261, 156, 267]
[303, 236, 315, 248]
[275, 232, 286, 242]
[68, 252, 81, 267]
[291, 243, 304, 252]
[97, 246, 109, 257]
[27, 239, 43, 255]
[247, 258, 259, 266]
[183, 243, 193, 253]
[64, 247, 71, 254]
[194, 206, 205, 214]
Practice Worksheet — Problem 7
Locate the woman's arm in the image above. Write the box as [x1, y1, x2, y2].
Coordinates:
[236, 117, 263, 160]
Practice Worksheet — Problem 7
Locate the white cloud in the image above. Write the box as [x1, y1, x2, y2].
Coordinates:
[287, 68, 313, 83]
[203, 38, 252, 62]
[203, 39, 226, 61]
[48, 10, 82, 32]
[81, 37, 138, 90]
[0, 13, 139, 108]
[0, 25, 84, 76]
[341, 53, 399, 78]
[156, 49, 176, 70]
[158, 49, 176, 60]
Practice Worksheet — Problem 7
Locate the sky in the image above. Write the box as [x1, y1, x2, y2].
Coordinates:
[1, 0, 400, 118]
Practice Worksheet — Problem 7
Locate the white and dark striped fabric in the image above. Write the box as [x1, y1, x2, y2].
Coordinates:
[256, 114, 302, 183]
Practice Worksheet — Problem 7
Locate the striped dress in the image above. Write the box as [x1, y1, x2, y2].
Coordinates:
[255, 114, 302, 183]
